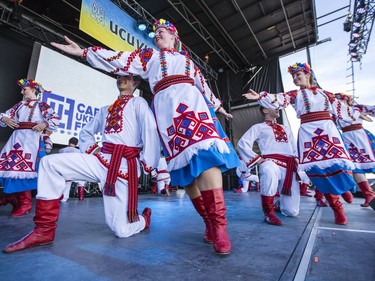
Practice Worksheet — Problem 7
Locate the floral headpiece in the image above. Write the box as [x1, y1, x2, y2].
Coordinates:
[153, 18, 182, 51]
[287, 62, 320, 88]
[287, 62, 311, 75]
[17, 79, 43, 94]
[153, 19, 178, 35]
[334, 93, 355, 106]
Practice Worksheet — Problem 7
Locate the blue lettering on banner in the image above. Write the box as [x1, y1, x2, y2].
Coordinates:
[42, 92, 100, 138]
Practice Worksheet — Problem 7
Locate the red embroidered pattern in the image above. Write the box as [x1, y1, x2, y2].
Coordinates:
[86, 143, 98, 154]
[286, 90, 297, 105]
[139, 48, 153, 71]
[347, 143, 373, 164]
[246, 154, 261, 168]
[301, 128, 350, 164]
[0, 143, 34, 172]
[165, 103, 220, 161]
[265, 120, 288, 143]
[105, 95, 133, 134]
[140, 160, 154, 174]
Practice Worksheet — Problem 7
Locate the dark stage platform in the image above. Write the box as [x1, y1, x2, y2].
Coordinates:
[0, 190, 374, 281]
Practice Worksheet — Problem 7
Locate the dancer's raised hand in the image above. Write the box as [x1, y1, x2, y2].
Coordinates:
[243, 89, 259, 100]
[51, 36, 84, 57]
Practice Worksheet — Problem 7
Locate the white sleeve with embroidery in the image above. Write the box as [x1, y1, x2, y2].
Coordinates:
[79, 106, 107, 153]
[41, 103, 60, 131]
[331, 98, 360, 123]
[258, 91, 292, 110]
[193, 64, 222, 111]
[356, 104, 375, 116]
[84, 48, 152, 80]
[237, 125, 262, 169]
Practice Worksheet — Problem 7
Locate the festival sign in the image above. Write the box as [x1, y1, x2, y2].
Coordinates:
[79, 0, 156, 51]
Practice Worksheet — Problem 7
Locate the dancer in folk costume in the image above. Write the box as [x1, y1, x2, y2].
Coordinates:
[233, 160, 259, 193]
[3, 75, 160, 253]
[151, 155, 171, 195]
[59, 137, 86, 202]
[49, 18, 239, 254]
[334, 93, 375, 208]
[237, 106, 300, 226]
[243, 62, 370, 225]
[0, 79, 59, 216]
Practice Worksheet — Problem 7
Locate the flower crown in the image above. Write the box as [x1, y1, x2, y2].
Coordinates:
[17, 79, 43, 93]
[287, 63, 311, 75]
[153, 19, 178, 35]
[334, 93, 355, 106]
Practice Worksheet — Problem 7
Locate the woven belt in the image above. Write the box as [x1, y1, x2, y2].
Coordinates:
[153, 75, 194, 95]
[342, 124, 363, 132]
[101, 142, 140, 223]
[262, 154, 297, 196]
[14, 122, 38, 130]
[300, 111, 331, 124]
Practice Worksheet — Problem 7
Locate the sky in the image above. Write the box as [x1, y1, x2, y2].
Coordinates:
[279, 0, 375, 137]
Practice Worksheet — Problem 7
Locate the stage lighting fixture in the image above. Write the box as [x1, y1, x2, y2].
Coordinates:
[147, 26, 155, 38]
[343, 21, 352, 32]
[137, 19, 147, 31]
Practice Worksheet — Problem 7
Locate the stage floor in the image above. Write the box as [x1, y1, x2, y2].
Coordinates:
[1, 190, 374, 281]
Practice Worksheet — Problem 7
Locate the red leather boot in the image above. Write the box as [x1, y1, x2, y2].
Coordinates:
[0, 192, 19, 213]
[191, 196, 213, 244]
[314, 189, 328, 207]
[3, 198, 61, 253]
[141, 208, 152, 229]
[11, 191, 32, 216]
[201, 188, 231, 255]
[78, 186, 84, 201]
[299, 182, 312, 197]
[357, 181, 375, 207]
[324, 194, 347, 225]
[261, 195, 282, 226]
[341, 191, 353, 203]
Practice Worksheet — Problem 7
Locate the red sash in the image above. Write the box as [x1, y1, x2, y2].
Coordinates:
[342, 124, 363, 132]
[14, 122, 38, 130]
[300, 111, 331, 124]
[101, 142, 140, 223]
[153, 75, 194, 96]
[262, 154, 297, 196]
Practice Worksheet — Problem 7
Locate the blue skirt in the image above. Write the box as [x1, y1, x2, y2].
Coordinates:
[306, 163, 356, 195]
[170, 144, 239, 187]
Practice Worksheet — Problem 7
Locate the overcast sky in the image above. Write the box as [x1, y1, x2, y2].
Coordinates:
[279, 0, 375, 137]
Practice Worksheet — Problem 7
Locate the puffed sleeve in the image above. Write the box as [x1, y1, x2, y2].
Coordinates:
[193, 64, 222, 111]
[39, 101, 60, 131]
[0, 102, 23, 127]
[79, 106, 108, 154]
[237, 124, 262, 169]
[257, 90, 297, 110]
[83, 47, 156, 80]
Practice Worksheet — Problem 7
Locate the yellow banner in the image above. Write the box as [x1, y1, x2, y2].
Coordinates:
[79, 0, 156, 51]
